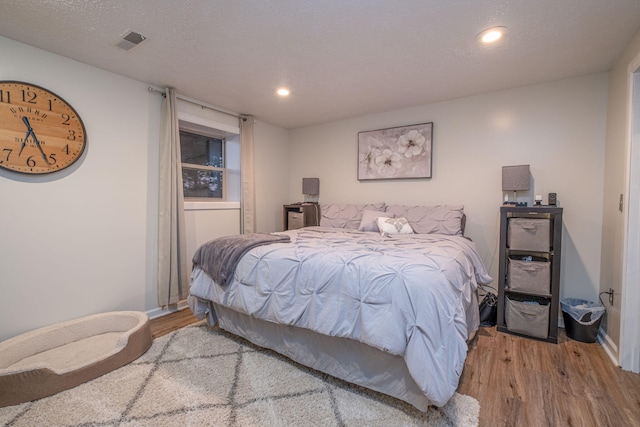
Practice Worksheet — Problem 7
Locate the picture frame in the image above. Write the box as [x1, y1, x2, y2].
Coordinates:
[358, 122, 432, 180]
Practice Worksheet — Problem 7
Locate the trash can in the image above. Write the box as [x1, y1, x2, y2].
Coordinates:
[560, 298, 606, 343]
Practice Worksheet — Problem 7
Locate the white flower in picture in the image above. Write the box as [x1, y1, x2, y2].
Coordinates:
[375, 149, 402, 176]
[397, 129, 425, 158]
[360, 136, 384, 174]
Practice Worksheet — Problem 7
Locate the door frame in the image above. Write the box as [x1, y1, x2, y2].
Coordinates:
[621, 58, 640, 373]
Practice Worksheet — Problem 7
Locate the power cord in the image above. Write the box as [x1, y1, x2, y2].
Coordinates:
[599, 289, 614, 306]
[478, 283, 498, 299]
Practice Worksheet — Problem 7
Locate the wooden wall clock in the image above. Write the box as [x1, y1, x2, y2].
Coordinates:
[0, 81, 87, 174]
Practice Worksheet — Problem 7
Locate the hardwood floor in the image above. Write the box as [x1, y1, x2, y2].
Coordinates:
[149, 310, 640, 426]
[149, 308, 200, 339]
[459, 326, 640, 427]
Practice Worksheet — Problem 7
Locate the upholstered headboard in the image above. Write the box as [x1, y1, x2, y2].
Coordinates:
[319, 203, 466, 236]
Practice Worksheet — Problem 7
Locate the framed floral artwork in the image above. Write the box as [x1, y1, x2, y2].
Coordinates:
[358, 122, 433, 180]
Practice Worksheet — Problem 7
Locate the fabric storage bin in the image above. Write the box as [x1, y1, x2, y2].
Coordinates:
[508, 258, 551, 294]
[508, 218, 550, 252]
[505, 297, 549, 339]
[288, 212, 305, 229]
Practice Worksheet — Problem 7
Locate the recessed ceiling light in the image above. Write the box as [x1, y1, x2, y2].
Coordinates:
[276, 88, 290, 97]
[476, 26, 507, 45]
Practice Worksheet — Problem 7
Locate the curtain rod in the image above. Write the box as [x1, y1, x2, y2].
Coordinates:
[148, 87, 247, 121]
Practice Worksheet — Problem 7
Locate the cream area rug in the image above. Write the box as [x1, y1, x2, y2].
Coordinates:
[0, 322, 479, 427]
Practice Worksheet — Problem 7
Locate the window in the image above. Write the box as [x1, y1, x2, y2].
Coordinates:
[180, 130, 226, 199]
[177, 105, 240, 204]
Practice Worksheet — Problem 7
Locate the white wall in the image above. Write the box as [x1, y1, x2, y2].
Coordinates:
[0, 37, 292, 340]
[0, 37, 161, 341]
[184, 205, 241, 264]
[254, 120, 291, 232]
[289, 74, 609, 307]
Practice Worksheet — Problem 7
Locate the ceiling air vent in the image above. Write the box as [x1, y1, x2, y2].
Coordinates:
[114, 30, 147, 51]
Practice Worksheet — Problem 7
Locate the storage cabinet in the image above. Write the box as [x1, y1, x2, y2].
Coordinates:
[496, 206, 563, 343]
[283, 203, 319, 230]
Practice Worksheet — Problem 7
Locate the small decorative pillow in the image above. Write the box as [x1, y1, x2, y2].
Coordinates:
[358, 210, 394, 232]
[376, 217, 414, 236]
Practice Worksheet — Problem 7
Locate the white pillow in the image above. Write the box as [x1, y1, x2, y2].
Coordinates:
[376, 217, 414, 236]
[358, 210, 393, 232]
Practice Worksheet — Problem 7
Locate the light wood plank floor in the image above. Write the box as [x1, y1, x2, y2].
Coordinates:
[459, 326, 640, 427]
[150, 310, 640, 426]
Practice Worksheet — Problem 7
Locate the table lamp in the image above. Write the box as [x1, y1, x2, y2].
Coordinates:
[502, 165, 530, 205]
[302, 178, 319, 203]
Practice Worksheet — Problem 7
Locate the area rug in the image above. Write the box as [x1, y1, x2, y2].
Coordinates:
[0, 322, 479, 426]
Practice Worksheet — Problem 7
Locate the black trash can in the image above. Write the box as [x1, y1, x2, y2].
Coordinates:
[560, 298, 605, 343]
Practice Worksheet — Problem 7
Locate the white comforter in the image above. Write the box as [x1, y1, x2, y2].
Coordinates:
[189, 227, 492, 406]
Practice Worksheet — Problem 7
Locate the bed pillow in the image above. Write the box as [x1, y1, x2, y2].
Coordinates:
[376, 217, 414, 236]
[385, 205, 465, 236]
[358, 210, 394, 232]
[320, 202, 386, 229]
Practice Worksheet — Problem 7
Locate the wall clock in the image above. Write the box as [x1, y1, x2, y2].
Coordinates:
[0, 81, 86, 174]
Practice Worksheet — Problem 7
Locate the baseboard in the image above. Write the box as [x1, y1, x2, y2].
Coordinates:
[597, 327, 619, 367]
[146, 300, 190, 320]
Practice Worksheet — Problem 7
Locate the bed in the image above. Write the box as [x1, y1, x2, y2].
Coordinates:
[187, 203, 492, 411]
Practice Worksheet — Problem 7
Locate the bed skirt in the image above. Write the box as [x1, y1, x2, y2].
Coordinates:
[195, 300, 443, 411]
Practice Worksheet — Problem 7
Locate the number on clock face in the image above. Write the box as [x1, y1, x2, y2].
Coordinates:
[0, 81, 86, 174]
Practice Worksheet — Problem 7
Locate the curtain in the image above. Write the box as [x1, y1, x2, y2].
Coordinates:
[240, 116, 256, 234]
[157, 88, 189, 306]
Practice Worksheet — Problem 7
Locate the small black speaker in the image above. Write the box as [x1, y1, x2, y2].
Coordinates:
[548, 193, 557, 206]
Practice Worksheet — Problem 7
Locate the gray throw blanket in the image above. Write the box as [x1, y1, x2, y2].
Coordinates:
[192, 233, 291, 286]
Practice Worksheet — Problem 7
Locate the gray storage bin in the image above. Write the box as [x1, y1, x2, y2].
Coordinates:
[288, 211, 305, 229]
[508, 218, 550, 252]
[508, 258, 550, 294]
[505, 297, 549, 339]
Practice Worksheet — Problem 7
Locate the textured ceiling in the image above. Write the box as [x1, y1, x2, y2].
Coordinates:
[1, 0, 640, 129]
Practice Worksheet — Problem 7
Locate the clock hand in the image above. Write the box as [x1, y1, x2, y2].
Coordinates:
[21, 117, 49, 165]
[28, 130, 50, 164]
[18, 117, 32, 157]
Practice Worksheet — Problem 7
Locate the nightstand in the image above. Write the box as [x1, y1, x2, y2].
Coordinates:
[283, 204, 319, 230]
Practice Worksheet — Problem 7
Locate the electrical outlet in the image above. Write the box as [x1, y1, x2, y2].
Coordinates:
[609, 288, 614, 305]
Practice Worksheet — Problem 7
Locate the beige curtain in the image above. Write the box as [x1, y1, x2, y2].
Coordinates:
[240, 116, 256, 234]
[157, 88, 189, 306]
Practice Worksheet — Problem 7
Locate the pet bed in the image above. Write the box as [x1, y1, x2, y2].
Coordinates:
[0, 311, 152, 407]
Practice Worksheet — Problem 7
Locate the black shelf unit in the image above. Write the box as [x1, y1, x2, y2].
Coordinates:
[496, 205, 563, 343]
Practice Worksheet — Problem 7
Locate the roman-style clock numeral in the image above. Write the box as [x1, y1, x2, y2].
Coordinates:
[0, 90, 9, 103]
